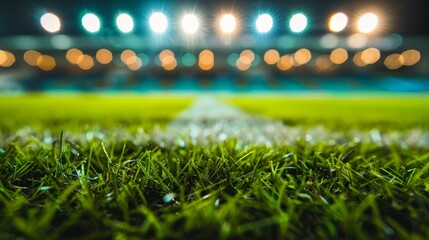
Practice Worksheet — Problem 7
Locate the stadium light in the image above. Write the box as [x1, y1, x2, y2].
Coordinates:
[357, 13, 378, 33]
[289, 13, 307, 33]
[256, 14, 273, 33]
[329, 12, 348, 32]
[116, 13, 134, 33]
[82, 13, 101, 33]
[149, 12, 168, 33]
[181, 14, 199, 34]
[40, 13, 61, 33]
[220, 14, 236, 33]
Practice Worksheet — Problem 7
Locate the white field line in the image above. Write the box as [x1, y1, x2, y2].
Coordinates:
[150, 96, 429, 148]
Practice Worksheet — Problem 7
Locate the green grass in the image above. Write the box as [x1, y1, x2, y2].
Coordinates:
[1, 95, 429, 239]
[226, 95, 429, 130]
[0, 95, 193, 131]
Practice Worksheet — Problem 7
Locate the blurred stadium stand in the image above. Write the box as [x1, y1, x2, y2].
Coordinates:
[0, 0, 428, 93]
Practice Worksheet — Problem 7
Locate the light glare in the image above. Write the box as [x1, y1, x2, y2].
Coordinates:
[116, 13, 134, 33]
[358, 13, 378, 33]
[289, 13, 307, 33]
[181, 14, 199, 34]
[82, 13, 101, 33]
[256, 14, 273, 33]
[220, 14, 236, 33]
[40, 13, 61, 33]
[329, 12, 348, 32]
[150, 12, 168, 33]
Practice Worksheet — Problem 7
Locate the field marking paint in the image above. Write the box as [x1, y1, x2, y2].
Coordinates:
[152, 96, 287, 147]
[151, 96, 429, 148]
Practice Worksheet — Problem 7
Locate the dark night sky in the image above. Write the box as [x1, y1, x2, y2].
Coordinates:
[0, 0, 427, 36]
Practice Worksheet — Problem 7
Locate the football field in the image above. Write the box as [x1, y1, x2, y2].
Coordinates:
[2, 0, 429, 238]
[1, 94, 429, 239]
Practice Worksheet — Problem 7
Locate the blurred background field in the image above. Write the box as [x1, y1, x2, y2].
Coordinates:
[0, 95, 192, 129]
[1, 94, 428, 130]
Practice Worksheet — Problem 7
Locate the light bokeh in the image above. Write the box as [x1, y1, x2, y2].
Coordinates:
[150, 12, 168, 33]
[66, 48, 84, 65]
[264, 49, 280, 65]
[289, 13, 308, 33]
[357, 13, 378, 33]
[82, 13, 101, 33]
[116, 13, 134, 33]
[330, 48, 348, 64]
[96, 49, 113, 64]
[37, 55, 56, 71]
[40, 13, 61, 33]
[24, 50, 42, 66]
[181, 14, 199, 34]
[329, 12, 348, 32]
[220, 14, 237, 33]
[256, 14, 273, 33]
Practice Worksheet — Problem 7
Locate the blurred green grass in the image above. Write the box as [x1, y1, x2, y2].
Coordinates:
[1, 94, 429, 131]
[0, 94, 194, 130]
[225, 95, 429, 129]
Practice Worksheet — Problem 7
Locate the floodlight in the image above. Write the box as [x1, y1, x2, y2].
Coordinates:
[256, 14, 273, 33]
[357, 13, 378, 33]
[116, 13, 134, 33]
[181, 14, 199, 34]
[149, 12, 168, 33]
[220, 14, 236, 33]
[40, 13, 61, 33]
[329, 12, 348, 32]
[82, 13, 101, 33]
[289, 13, 307, 33]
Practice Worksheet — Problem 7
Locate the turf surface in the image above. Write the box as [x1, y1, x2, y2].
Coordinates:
[0, 95, 193, 131]
[1, 94, 429, 239]
[226, 95, 429, 130]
